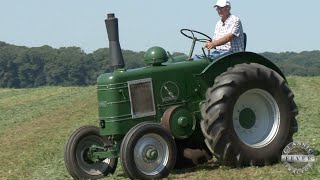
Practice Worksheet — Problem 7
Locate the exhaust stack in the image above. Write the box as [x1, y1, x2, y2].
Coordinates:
[105, 13, 125, 71]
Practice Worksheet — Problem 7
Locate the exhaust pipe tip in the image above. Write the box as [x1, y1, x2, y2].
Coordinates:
[105, 13, 125, 71]
[107, 13, 115, 19]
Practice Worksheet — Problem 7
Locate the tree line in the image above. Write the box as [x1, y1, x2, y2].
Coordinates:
[0, 41, 145, 88]
[0, 41, 319, 88]
[260, 51, 320, 77]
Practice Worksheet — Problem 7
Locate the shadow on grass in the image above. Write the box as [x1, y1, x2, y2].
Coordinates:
[170, 159, 288, 176]
[113, 172, 129, 179]
[170, 161, 222, 175]
[113, 162, 222, 179]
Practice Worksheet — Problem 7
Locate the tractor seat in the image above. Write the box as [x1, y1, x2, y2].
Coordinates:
[243, 33, 247, 51]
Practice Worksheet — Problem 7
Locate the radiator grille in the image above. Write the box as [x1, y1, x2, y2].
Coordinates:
[128, 78, 156, 118]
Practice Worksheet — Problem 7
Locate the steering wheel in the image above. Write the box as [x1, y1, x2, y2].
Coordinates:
[180, 29, 212, 42]
[180, 29, 212, 60]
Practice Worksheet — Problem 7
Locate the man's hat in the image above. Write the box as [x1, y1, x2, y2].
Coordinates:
[215, 0, 231, 7]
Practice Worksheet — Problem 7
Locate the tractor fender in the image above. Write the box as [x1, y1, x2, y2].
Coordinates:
[199, 51, 286, 87]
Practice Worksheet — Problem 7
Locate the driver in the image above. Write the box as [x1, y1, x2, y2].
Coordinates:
[195, 0, 244, 60]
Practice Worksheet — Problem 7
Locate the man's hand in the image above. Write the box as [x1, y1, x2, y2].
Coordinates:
[204, 41, 216, 50]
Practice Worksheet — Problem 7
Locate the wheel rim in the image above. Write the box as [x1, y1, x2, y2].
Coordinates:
[76, 135, 111, 175]
[134, 133, 169, 175]
[233, 89, 280, 148]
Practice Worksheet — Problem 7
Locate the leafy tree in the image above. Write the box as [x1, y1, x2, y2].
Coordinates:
[0, 41, 319, 88]
[0, 45, 23, 88]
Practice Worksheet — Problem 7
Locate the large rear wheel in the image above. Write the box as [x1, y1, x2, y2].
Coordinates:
[201, 63, 298, 166]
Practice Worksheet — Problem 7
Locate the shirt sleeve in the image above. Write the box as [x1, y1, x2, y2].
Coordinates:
[230, 17, 242, 37]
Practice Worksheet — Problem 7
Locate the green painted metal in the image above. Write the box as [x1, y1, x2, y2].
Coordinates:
[95, 47, 286, 161]
[97, 58, 209, 136]
[239, 108, 256, 129]
[167, 106, 195, 139]
[144, 46, 168, 65]
[97, 51, 283, 137]
[178, 117, 188, 127]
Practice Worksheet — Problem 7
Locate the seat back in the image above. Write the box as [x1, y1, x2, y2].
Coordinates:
[243, 33, 247, 51]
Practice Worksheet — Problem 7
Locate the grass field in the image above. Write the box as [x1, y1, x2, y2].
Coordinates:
[0, 77, 319, 180]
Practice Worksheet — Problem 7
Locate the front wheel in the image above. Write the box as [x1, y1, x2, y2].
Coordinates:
[120, 122, 177, 180]
[64, 125, 117, 179]
[201, 63, 298, 166]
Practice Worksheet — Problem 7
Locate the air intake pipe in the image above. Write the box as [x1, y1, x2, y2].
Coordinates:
[105, 13, 125, 71]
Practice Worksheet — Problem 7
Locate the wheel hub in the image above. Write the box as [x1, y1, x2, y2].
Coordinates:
[146, 148, 158, 161]
[239, 108, 256, 129]
[162, 105, 195, 139]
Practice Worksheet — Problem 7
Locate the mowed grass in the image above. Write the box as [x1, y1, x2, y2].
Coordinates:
[0, 77, 319, 180]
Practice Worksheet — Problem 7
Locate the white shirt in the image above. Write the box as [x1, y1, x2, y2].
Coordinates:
[214, 14, 244, 52]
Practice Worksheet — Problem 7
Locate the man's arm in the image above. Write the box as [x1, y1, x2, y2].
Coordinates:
[205, 33, 234, 49]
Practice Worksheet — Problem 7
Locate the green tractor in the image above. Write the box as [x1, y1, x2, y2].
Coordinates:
[64, 13, 298, 179]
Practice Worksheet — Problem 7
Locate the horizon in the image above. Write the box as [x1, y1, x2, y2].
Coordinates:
[1, 40, 319, 55]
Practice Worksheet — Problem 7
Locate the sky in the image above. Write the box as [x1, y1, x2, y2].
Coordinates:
[0, 0, 319, 55]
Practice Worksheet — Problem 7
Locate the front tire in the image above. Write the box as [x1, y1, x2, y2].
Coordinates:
[64, 125, 118, 179]
[120, 122, 176, 180]
[201, 63, 298, 166]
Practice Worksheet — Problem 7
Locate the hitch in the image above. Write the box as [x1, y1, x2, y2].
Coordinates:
[87, 143, 120, 163]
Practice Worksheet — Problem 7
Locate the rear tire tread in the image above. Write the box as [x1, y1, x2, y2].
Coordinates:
[201, 63, 298, 167]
